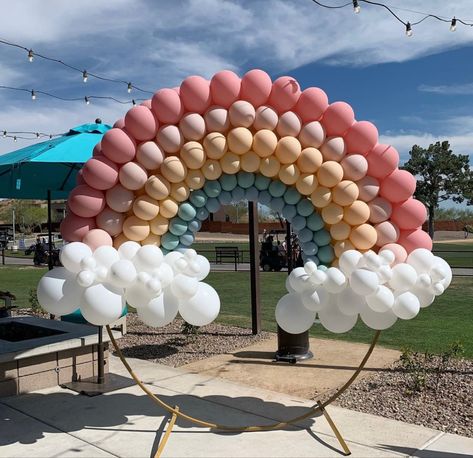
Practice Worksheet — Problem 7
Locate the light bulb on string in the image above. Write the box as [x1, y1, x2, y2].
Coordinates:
[27, 49, 34, 62]
[450, 17, 457, 31]
[31, 90, 36, 101]
[82, 70, 88, 83]
[13, 136, 17, 142]
[127, 82, 132, 93]
[49, 134, 52, 139]
[85, 96, 90, 105]
[353, 0, 360, 14]
[2, 130, 6, 138]
[35, 132, 39, 138]
[132, 99, 136, 106]
[406, 22, 413, 37]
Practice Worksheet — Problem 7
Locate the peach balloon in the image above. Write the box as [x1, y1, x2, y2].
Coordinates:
[341, 154, 368, 181]
[204, 132, 227, 159]
[220, 152, 241, 175]
[349, 224, 377, 250]
[277, 111, 302, 137]
[241, 151, 261, 173]
[180, 141, 206, 169]
[322, 202, 344, 224]
[320, 137, 346, 162]
[330, 221, 351, 241]
[391, 199, 427, 231]
[82, 155, 119, 190]
[240, 69, 272, 107]
[229, 100, 255, 127]
[96, 207, 124, 236]
[201, 159, 222, 180]
[357, 176, 380, 202]
[297, 147, 323, 173]
[156, 125, 184, 154]
[311, 186, 332, 208]
[375, 221, 400, 246]
[259, 156, 280, 178]
[101, 128, 136, 164]
[179, 113, 206, 140]
[68, 184, 105, 218]
[332, 180, 359, 206]
[317, 161, 343, 188]
[160, 156, 187, 183]
[122, 216, 150, 242]
[368, 197, 392, 223]
[344, 121, 378, 155]
[299, 121, 325, 148]
[254, 105, 278, 130]
[150, 215, 169, 235]
[151, 88, 184, 124]
[112, 119, 125, 130]
[106, 184, 134, 213]
[141, 233, 161, 246]
[295, 87, 328, 123]
[82, 228, 113, 250]
[133, 195, 160, 221]
[379, 243, 407, 265]
[145, 175, 171, 200]
[398, 228, 432, 253]
[204, 106, 230, 132]
[366, 144, 399, 179]
[158, 197, 179, 219]
[321, 102, 355, 137]
[180, 75, 211, 113]
[170, 182, 190, 202]
[119, 162, 148, 191]
[334, 239, 355, 257]
[380, 169, 417, 203]
[344, 200, 370, 225]
[296, 173, 318, 195]
[185, 169, 206, 190]
[268, 76, 301, 113]
[227, 127, 253, 155]
[124, 105, 158, 141]
[275, 137, 302, 164]
[136, 141, 164, 170]
[113, 233, 129, 249]
[60, 214, 96, 242]
[279, 163, 300, 185]
[210, 70, 240, 108]
[253, 130, 278, 158]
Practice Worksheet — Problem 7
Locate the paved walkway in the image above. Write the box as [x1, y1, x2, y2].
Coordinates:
[1, 355, 472, 457]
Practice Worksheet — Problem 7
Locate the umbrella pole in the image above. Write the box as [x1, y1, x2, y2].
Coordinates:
[47, 190, 53, 271]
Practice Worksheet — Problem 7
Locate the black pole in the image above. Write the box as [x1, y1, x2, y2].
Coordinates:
[248, 201, 261, 335]
[47, 190, 53, 271]
[97, 326, 105, 384]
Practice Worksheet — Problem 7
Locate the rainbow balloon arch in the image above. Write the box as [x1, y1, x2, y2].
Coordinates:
[36, 69, 452, 454]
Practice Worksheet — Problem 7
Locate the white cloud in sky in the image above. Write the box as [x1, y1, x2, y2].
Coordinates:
[418, 82, 473, 95]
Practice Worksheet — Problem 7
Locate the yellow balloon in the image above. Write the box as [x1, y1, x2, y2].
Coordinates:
[252, 129, 278, 158]
[297, 147, 323, 173]
[344, 200, 370, 225]
[141, 233, 161, 246]
[220, 152, 241, 175]
[170, 182, 190, 202]
[332, 180, 359, 206]
[227, 127, 253, 155]
[203, 132, 227, 159]
[311, 186, 331, 208]
[185, 169, 205, 190]
[296, 173, 318, 195]
[241, 151, 261, 173]
[159, 197, 179, 219]
[321, 202, 344, 224]
[150, 214, 169, 235]
[133, 195, 160, 221]
[160, 156, 187, 183]
[275, 136, 302, 164]
[112, 233, 128, 249]
[145, 175, 170, 200]
[330, 221, 351, 241]
[349, 224, 377, 250]
[278, 163, 300, 185]
[180, 141, 206, 169]
[201, 159, 222, 180]
[333, 239, 355, 258]
[317, 161, 344, 188]
[122, 216, 150, 242]
[259, 156, 281, 178]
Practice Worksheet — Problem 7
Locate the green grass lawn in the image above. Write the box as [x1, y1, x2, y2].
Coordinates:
[2, 249, 33, 258]
[432, 242, 473, 268]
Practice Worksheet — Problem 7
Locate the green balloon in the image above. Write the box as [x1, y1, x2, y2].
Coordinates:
[306, 213, 324, 231]
[318, 245, 335, 264]
[189, 190, 207, 208]
[283, 187, 301, 205]
[237, 171, 255, 189]
[297, 199, 314, 217]
[169, 217, 188, 236]
[268, 181, 286, 198]
[254, 175, 271, 191]
[313, 229, 331, 246]
[204, 180, 221, 198]
[178, 202, 197, 221]
[161, 232, 179, 251]
[219, 174, 238, 192]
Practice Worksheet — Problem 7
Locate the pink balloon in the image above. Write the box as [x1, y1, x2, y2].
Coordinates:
[151, 88, 184, 124]
[391, 199, 427, 230]
[341, 154, 368, 181]
[344, 121, 378, 155]
[366, 144, 399, 179]
[379, 243, 407, 265]
[106, 184, 134, 213]
[295, 87, 328, 122]
[68, 184, 105, 218]
[124, 105, 158, 141]
[179, 113, 206, 140]
[81, 155, 119, 191]
[204, 106, 230, 132]
[254, 105, 278, 130]
[398, 228, 432, 253]
[60, 213, 96, 242]
[101, 128, 136, 164]
[180, 75, 211, 114]
[277, 111, 302, 137]
[82, 228, 113, 250]
[113, 118, 125, 129]
[96, 207, 124, 237]
[140, 99, 152, 109]
[320, 136, 345, 162]
[368, 197, 392, 223]
[268, 76, 301, 113]
[118, 162, 148, 191]
[379, 169, 416, 203]
[321, 102, 355, 137]
[136, 141, 165, 170]
[156, 125, 184, 153]
[229, 100, 256, 128]
[210, 70, 241, 108]
[92, 142, 102, 157]
[76, 169, 86, 185]
[240, 69, 272, 107]
[375, 221, 400, 246]
[357, 176, 379, 202]
[299, 121, 325, 148]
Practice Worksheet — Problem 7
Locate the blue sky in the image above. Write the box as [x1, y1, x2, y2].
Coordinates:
[0, 0, 472, 165]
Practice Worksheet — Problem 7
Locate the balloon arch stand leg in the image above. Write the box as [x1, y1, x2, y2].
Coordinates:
[106, 325, 381, 457]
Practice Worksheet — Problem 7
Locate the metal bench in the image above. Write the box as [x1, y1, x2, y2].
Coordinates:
[215, 246, 240, 271]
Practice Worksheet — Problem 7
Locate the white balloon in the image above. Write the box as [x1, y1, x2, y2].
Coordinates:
[179, 282, 220, 326]
[137, 271, 151, 284]
[304, 261, 318, 275]
[324, 267, 347, 293]
[183, 248, 198, 259]
[171, 274, 199, 298]
[164, 251, 184, 272]
[350, 269, 379, 296]
[37, 267, 83, 316]
[285, 275, 296, 293]
[393, 292, 420, 320]
[301, 289, 324, 312]
[308, 269, 327, 286]
[416, 273, 432, 289]
[76, 270, 96, 288]
[411, 287, 435, 308]
[146, 278, 162, 295]
[377, 265, 393, 284]
[315, 287, 331, 311]
[378, 249, 395, 266]
[339, 250, 363, 276]
[430, 281, 445, 296]
[363, 250, 383, 270]
[289, 267, 312, 292]
[389, 264, 417, 292]
[174, 257, 188, 273]
[81, 283, 124, 326]
[366, 285, 394, 313]
[318, 297, 358, 333]
[60, 242, 92, 273]
[137, 289, 179, 327]
[337, 287, 365, 316]
[94, 266, 108, 282]
[94, 246, 120, 270]
[431, 257, 452, 288]
[118, 241, 141, 260]
[108, 259, 137, 288]
[125, 283, 154, 309]
[275, 293, 316, 334]
[80, 256, 97, 271]
[133, 245, 164, 272]
[407, 248, 435, 274]
[360, 304, 397, 330]
[193, 255, 211, 280]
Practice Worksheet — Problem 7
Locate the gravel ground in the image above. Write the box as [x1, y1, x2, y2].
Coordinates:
[114, 314, 271, 367]
[335, 356, 473, 438]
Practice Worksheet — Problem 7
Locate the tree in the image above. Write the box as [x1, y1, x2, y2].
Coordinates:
[0, 200, 48, 234]
[403, 141, 473, 238]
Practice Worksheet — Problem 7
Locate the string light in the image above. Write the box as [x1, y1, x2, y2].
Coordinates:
[127, 82, 132, 93]
[13, 136, 17, 142]
[27, 49, 33, 62]
[84, 96, 90, 105]
[450, 17, 457, 31]
[406, 22, 413, 37]
[31, 90, 36, 100]
[353, 0, 360, 14]
[132, 99, 136, 106]
[2, 130, 6, 138]
[82, 70, 88, 83]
